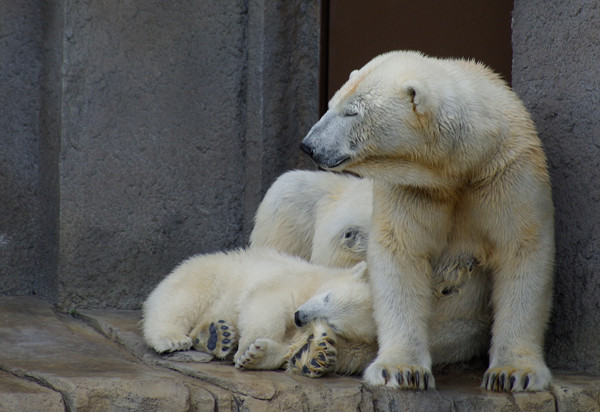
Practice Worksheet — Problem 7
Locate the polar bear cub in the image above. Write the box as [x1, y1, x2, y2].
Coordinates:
[301, 51, 554, 392]
[142, 248, 373, 372]
[251, 170, 372, 268]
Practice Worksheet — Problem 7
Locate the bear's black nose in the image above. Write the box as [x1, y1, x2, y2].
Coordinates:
[294, 310, 303, 327]
[299, 142, 314, 157]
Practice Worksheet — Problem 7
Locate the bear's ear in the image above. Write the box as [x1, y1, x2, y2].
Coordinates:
[401, 80, 428, 115]
[349, 69, 360, 80]
[350, 261, 368, 280]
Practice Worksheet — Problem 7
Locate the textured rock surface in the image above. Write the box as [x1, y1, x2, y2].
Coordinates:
[0, 0, 319, 310]
[512, 0, 600, 374]
[1, 297, 599, 411]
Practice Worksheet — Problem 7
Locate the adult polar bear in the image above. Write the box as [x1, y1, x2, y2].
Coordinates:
[300, 51, 554, 392]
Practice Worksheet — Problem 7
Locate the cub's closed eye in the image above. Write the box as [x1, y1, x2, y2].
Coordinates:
[344, 111, 358, 117]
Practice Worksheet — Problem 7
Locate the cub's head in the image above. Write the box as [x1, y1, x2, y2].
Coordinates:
[294, 261, 376, 342]
[300, 50, 505, 180]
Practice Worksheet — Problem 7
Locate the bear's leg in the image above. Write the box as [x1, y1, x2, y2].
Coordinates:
[362, 245, 436, 390]
[483, 254, 553, 392]
[190, 320, 237, 359]
[234, 338, 290, 370]
[287, 321, 337, 378]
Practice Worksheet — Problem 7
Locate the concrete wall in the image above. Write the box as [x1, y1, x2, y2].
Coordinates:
[512, 0, 600, 374]
[0, 0, 54, 298]
[1, 0, 319, 309]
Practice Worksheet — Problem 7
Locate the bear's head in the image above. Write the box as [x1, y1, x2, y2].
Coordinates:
[294, 261, 376, 342]
[301, 50, 509, 186]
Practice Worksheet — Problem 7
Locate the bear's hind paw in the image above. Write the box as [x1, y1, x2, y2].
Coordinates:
[235, 339, 269, 369]
[152, 335, 193, 353]
[191, 320, 237, 359]
[287, 321, 337, 378]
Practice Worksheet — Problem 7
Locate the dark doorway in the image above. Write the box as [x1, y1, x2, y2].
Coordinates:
[321, 1, 513, 113]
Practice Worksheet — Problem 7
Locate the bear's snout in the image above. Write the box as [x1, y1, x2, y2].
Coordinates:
[299, 142, 314, 158]
[294, 310, 304, 327]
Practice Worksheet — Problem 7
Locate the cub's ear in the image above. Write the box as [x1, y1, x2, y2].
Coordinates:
[349, 69, 360, 79]
[351, 261, 368, 280]
[401, 80, 429, 115]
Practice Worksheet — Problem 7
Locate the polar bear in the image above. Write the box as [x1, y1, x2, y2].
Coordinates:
[250, 170, 372, 268]
[142, 248, 373, 372]
[300, 51, 554, 392]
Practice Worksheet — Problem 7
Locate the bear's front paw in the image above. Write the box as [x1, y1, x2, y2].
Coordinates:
[482, 364, 551, 392]
[190, 320, 237, 359]
[287, 322, 337, 378]
[363, 362, 434, 390]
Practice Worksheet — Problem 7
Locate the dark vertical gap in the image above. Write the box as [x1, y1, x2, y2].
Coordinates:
[318, 0, 329, 116]
[37, 0, 64, 303]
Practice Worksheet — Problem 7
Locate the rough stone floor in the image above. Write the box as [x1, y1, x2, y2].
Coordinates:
[0, 297, 599, 412]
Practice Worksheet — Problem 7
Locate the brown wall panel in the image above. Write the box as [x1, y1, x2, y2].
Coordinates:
[325, 0, 513, 103]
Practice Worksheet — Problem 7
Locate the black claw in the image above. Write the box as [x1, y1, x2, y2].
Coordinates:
[523, 375, 530, 390]
[415, 370, 421, 388]
[395, 372, 403, 386]
[222, 339, 231, 344]
[317, 353, 326, 361]
[311, 359, 321, 368]
[221, 325, 228, 330]
[382, 369, 389, 384]
[509, 375, 516, 391]
[302, 365, 310, 375]
[490, 373, 498, 391]
[406, 370, 412, 388]
[223, 332, 231, 337]
[424, 373, 429, 390]
[291, 356, 297, 365]
[483, 374, 489, 389]
[308, 334, 314, 341]
[499, 374, 506, 391]
[218, 320, 225, 323]
[222, 346, 229, 352]
[319, 342, 327, 347]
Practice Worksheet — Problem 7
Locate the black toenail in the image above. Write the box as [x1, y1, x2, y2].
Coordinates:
[221, 325, 228, 330]
[319, 342, 327, 347]
[302, 365, 310, 375]
[322, 332, 328, 337]
[218, 320, 225, 323]
[222, 346, 229, 351]
[382, 369, 389, 383]
[222, 339, 230, 344]
[223, 332, 230, 337]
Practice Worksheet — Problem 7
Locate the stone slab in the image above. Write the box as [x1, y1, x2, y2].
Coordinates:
[2, 297, 600, 411]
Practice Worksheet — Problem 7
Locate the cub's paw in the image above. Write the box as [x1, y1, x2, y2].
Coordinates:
[363, 362, 434, 390]
[190, 320, 237, 359]
[235, 339, 270, 369]
[152, 335, 193, 353]
[482, 364, 551, 392]
[287, 323, 337, 378]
